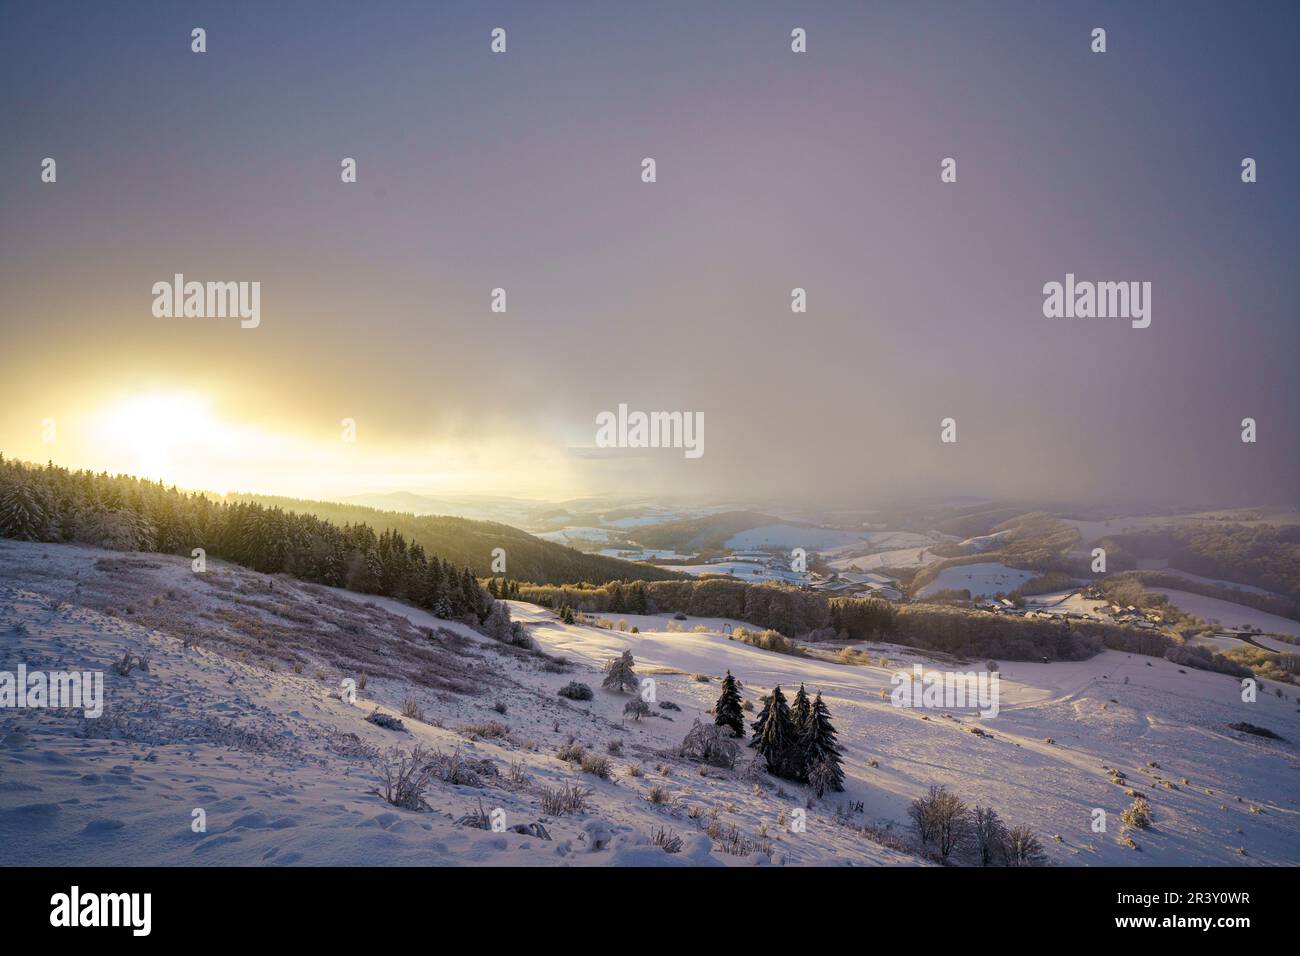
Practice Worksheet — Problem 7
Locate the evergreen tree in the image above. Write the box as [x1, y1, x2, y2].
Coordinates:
[602, 649, 639, 693]
[752, 685, 795, 776]
[714, 671, 745, 738]
[789, 684, 813, 781]
[749, 693, 770, 748]
[484, 600, 513, 642]
[0, 478, 48, 541]
[630, 583, 648, 614]
[804, 692, 845, 796]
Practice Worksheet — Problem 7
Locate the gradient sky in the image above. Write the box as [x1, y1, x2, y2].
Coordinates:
[2, 1, 1296, 507]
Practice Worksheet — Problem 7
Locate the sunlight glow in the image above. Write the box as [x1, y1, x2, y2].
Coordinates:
[63, 390, 581, 501]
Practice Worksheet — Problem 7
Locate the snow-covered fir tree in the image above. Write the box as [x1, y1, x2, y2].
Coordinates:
[714, 670, 745, 738]
[602, 649, 638, 693]
[804, 691, 845, 795]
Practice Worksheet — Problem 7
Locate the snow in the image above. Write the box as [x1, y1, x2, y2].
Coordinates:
[674, 561, 808, 585]
[1151, 589, 1300, 638]
[723, 525, 866, 551]
[827, 546, 939, 572]
[535, 527, 612, 544]
[918, 562, 1037, 599]
[3, 539, 1299, 867]
[596, 548, 695, 562]
[1157, 568, 1290, 601]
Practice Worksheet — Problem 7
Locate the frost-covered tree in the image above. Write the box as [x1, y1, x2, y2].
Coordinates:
[909, 785, 970, 860]
[752, 685, 796, 776]
[714, 671, 745, 738]
[484, 600, 513, 642]
[789, 684, 812, 779]
[971, 805, 1008, 866]
[0, 478, 47, 541]
[1005, 824, 1047, 866]
[678, 719, 739, 768]
[602, 649, 638, 693]
[803, 692, 844, 794]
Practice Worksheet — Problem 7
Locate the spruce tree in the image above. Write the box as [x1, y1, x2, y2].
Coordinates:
[789, 684, 813, 781]
[753, 685, 795, 776]
[0, 479, 47, 541]
[749, 694, 770, 748]
[714, 671, 745, 737]
[805, 692, 845, 796]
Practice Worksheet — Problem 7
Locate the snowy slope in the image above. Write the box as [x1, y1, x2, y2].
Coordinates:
[1151, 588, 1300, 638]
[2, 540, 1298, 867]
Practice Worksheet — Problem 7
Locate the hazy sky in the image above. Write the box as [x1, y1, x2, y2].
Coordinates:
[2, 1, 1296, 507]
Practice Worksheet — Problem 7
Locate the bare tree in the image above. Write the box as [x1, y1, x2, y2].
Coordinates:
[908, 785, 970, 861]
[1005, 824, 1047, 866]
[971, 804, 1008, 866]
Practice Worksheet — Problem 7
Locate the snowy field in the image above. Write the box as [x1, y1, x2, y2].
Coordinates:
[2, 540, 1298, 867]
[674, 561, 808, 585]
[535, 527, 613, 544]
[1152, 589, 1300, 638]
[1021, 590, 1111, 620]
[596, 548, 695, 562]
[827, 546, 939, 572]
[918, 562, 1037, 599]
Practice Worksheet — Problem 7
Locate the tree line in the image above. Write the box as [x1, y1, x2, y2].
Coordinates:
[0, 457, 496, 624]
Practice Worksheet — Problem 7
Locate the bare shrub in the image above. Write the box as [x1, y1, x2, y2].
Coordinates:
[650, 826, 683, 853]
[371, 745, 436, 811]
[427, 748, 498, 788]
[459, 720, 509, 740]
[505, 760, 532, 790]
[1121, 796, 1153, 830]
[580, 752, 613, 780]
[454, 797, 492, 829]
[712, 823, 772, 857]
[556, 739, 587, 763]
[539, 782, 591, 816]
[366, 710, 406, 732]
[623, 699, 651, 721]
[677, 719, 739, 769]
[113, 652, 144, 676]
[558, 681, 593, 701]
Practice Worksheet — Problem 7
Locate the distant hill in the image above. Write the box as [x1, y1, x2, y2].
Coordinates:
[627, 510, 789, 552]
[230, 493, 684, 585]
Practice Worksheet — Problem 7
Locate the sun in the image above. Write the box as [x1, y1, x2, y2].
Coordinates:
[94, 392, 223, 482]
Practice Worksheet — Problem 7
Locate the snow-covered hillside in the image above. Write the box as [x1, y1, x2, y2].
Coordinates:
[2, 540, 1298, 867]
